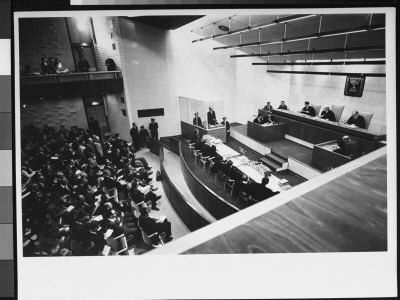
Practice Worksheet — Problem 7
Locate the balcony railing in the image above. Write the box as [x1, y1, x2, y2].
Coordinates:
[20, 71, 122, 85]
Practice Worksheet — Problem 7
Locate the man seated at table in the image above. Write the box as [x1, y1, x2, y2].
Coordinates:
[253, 114, 264, 124]
[210, 157, 227, 175]
[299, 101, 316, 117]
[345, 111, 366, 129]
[278, 100, 288, 110]
[333, 136, 360, 160]
[263, 111, 277, 124]
[249, 177, 279, 202]
[320, 107, 336, 122]
[190, 129, 201, 144]
[202, 142, 217, 158]
[263, 101, 273, 111]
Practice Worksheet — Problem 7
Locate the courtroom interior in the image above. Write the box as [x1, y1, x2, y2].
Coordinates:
[18, 13, 389, 256]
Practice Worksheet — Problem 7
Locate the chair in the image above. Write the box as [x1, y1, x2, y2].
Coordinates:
[310, 104, 322, 116]
[215, 169, 226, 188]
[106, 234, 129, 255]
[199, 154, 211, 172]
[188, 143, 195, 157]
[238, 191, 249, 207]
[247, 195, 259, 207]
[330, 104, 345, 122]
[193, 150, 201, 164]
[225, 176, 235, 197]
[357, 111, 373, 129]
[102, 186, 119, 203]
[208, 157, 215, 173]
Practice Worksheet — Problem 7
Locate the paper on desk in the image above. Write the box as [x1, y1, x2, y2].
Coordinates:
[158, 215, 166, 222]
[66, 205, 75, 212]
[102, 245, 111, 256]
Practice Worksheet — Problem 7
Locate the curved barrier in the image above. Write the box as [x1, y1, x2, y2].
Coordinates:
[179, 142, 240, 220]
[159, 146, 212, 231]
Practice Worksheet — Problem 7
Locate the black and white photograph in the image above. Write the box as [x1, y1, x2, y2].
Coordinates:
[13, 7, 396, 300]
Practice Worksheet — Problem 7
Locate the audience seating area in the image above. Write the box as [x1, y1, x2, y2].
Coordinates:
[21, 123, 173, 256]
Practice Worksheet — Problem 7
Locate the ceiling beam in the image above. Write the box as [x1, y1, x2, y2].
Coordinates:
[192, 14, 315, 43]
[253, 60, 386, 66]
[213, 23, 385, 51]
[267, 70, 386, 77]
[230, 44, 385, 58]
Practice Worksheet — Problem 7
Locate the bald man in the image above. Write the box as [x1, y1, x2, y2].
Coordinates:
[345, 111, 366, 128]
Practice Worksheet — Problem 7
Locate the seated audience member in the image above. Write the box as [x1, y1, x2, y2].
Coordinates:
[210, 157, 227, 175]
[263, 101, 273, 111]
[263, 111, 276, 124]
[249, 177, 279, 202]
[105, 209, 140, 238]
[78, 56, 90, 72]
[193, 112, 203, 127]
[278, 101, 288, 110]
[129, 181, 161, 211]
[138, 207, 173, 242]
[253, 114, 264, 124]
[345, 111, 366, 128]
[54, 58, 69, 74]
[105, 58, 116, 71]
[299, 101, 316, 116]
[320, 107, 336, 122]
[139, 126, 150, 147]
[40, 57, 55, 75]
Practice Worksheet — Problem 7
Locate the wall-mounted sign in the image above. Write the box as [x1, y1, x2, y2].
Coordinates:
[344, 75, 366, 97]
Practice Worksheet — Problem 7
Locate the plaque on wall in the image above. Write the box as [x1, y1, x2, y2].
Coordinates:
[344, 75, 366, 97]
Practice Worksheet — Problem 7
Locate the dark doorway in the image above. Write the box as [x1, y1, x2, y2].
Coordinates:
[83, 95, 109, 138]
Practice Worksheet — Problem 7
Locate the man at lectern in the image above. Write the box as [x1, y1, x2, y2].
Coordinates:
[207, 107, 218, 126]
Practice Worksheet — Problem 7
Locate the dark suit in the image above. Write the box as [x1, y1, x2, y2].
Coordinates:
[249, 182, 279, 201]
[193, 117, 202, 126]
[253, 117, 264, 124]
[207, 110, 217, 125]
[139, 215, 172, 238]
[149, 122, 159, 140]
[221, 120, 230, 141]
[346, 115, 366, 128]
[321, 110, 336, 122]
[263, 115, 276, 124]
[300, 106, 316, 117]
[278, 104, 288, 110]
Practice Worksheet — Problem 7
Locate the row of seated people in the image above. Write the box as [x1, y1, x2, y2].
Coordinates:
[210, 158, 279, 203]
[263, 100, 367, 128]
[21, 123, 173, 256]
[189, 130, 279, 204]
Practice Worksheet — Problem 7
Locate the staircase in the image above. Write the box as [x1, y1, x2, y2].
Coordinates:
[259, 151, 288, 172]
[159, 136, 172, 150]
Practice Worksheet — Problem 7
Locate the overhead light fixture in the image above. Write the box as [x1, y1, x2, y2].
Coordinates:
[218, 25, 229, 32]
[22, 104, 27, 108]
[92, 101, 100, 105]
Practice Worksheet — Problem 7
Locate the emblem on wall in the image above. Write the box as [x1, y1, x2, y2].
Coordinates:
[344, 75, 366, 97]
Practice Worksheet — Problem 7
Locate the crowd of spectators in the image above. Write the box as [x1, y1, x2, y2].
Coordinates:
[21, 123, 173, 256]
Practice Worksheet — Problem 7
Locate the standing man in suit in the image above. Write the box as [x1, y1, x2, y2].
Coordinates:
[278, 101, 288, 110]
[221, 117, 230, 142]
[345, 111, 366, 128]
[149, 118, 159, 140]
[130, 123, 141, 151]
[207, 107, 218, 126]
[320, 107, 336, 122]
[299, 101, 316, 117]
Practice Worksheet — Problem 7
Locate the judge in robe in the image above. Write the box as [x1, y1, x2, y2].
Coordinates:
[345, 111, 366, 128]
[299, 101, 316, 117]
[320, 107, 336, 122]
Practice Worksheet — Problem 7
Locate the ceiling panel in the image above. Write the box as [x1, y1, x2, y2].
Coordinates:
[371, 14, 385, 25]
[239, 45, 260, 55]
[214, 18, 230, 35]
[261, 43, 283, 54]
[346, 30, 385, 47]
[130, 16, 204, 30]
[250, 14, 278, 27]
[213, 36, 226, 44]
[285, 15, 321, 38]
[309, 35, 347, 50]
[292, 54, 315, 61]
[320, 14, 371, 32]
[282, 40, 309, 52]
[230, 15, 250, 31]
[241, 29, 260, 44]
[312, 52, 346, 60]
[260, 23, 285, 41]
[345, 50, 385, 59]
[225, 34, 241, 46]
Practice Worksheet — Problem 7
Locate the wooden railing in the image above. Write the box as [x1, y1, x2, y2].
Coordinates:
[159, 146, 212, 231]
